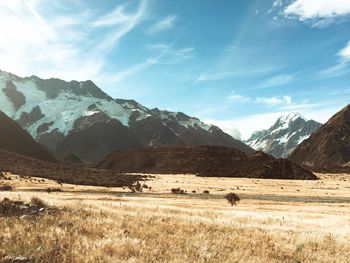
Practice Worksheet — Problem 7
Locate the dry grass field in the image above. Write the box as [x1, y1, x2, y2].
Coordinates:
[1, 173, 350, 262]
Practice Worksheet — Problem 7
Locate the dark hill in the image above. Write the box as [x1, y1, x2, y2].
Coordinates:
[0, 111, 56, 162]
[289, 104, 350, 172]
[0, 150, 144, 187]
[96, 146, 317, 180]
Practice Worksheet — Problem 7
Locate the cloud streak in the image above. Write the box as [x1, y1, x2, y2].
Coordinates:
[253, 74, 295, 89]
[146, 15, 177, 34]
[319, 41, 350, 78]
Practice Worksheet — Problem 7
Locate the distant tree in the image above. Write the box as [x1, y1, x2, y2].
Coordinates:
[225, 192, 240, 206]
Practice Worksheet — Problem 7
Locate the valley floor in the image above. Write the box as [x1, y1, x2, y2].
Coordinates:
[1, 173, 350, 262]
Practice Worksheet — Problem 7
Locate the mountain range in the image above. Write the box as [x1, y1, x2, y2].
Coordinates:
[0, 70, 252, 162]
[246, 113, 322, 158]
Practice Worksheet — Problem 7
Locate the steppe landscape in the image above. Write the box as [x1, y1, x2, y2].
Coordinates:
[1, 172, 350, 262]
[1, 0, 350, 262]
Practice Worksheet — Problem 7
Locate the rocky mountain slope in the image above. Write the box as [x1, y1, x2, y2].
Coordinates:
[0, 70, 252, 161]
[0, 111, 56, 162]
[289, 104, 350, 172]
[246, 113, 321, 158]
[96, 145, 317, 180]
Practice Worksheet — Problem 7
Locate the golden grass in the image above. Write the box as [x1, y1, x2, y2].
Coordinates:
[1, 173, 350, 262]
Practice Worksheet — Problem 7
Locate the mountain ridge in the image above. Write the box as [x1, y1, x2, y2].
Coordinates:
[96, 145, 317, 180]
[0, 69, 252, 161]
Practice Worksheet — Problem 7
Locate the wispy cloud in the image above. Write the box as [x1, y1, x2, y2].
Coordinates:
[146, 15, 177, 34]
[254, 74, 295, 89]
[102, 44, 194, 83]
[339, 41, 350, 59]
[0, 0, 147, 81]
[319, 41, 350, 78]
[148, 44, 195, 64]
[196, 66, 279, 82]
[103, 59, 157, 83]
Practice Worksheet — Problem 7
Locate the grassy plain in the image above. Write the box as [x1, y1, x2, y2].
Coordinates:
[1, 173, 350, 262]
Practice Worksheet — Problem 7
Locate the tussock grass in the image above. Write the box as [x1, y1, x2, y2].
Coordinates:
[1, 173, 350, 262]
[0, 197, 350, 262]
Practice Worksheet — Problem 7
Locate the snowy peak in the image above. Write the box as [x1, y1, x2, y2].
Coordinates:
[246, 113, 322, 158]
[277, 112, 306, 124]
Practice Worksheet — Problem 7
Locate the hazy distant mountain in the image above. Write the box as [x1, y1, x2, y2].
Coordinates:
[246, 113, 322, 158]
[289, 104, 350, 172]
[0, 70, 252, 161]
[0, 111, 56, 162]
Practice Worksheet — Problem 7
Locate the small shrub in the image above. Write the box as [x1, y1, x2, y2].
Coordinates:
[203, 190, 210, 194]
[0, 184, 13, 191]
[135, 181, 143, 192]
[171, 188, 186, 194]
[192, 190, 196, 193]
[225, 192, 240, 206]
[129, 182, 143, 193]
[46, 188, 62, 193]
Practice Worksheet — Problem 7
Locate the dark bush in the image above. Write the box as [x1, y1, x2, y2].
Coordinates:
[134, 181, 142, 192]
[46, 188, 62, 193]
[203, 190, 210, 194]
[225, 192, 240, 206]
[171, 188, 186, 194]
[0, 184, 13, 191]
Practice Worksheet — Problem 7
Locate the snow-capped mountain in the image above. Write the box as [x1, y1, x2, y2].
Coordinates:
[246, 113, 322, 158]
[0, 70, 252, 161]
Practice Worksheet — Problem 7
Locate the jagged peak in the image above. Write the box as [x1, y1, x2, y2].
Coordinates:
[277, 112, 306, 123]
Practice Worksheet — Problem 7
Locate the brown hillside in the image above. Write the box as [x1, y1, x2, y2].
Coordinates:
[96, 146, 317, 180]
[0, 150, 144, 187]
[0, 111, 56, 162]
[289, 104, 350, 172]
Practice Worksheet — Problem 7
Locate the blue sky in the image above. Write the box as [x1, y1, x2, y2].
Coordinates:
[0, 0, 350, 139]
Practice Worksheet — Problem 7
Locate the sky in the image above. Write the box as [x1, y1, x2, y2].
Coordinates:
[0, 0, 349, 140]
